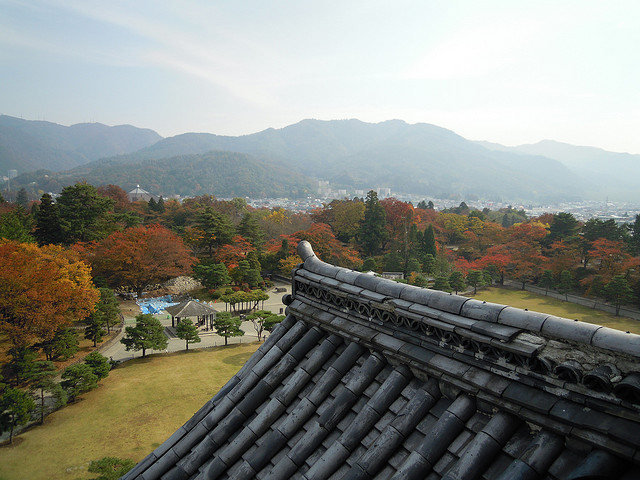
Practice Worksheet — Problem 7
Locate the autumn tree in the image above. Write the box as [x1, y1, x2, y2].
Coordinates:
[85, 224, 195, 297]
[312, 199, 365, 243]
[588, 239, 631, 281]
[121, 313, 168, 358]
[175, 319, 201, 351]
[0, 241, 99, 349]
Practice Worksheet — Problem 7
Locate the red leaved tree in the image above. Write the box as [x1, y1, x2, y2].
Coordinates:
[81, 224, 195, 297]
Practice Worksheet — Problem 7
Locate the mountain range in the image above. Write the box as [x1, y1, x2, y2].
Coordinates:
[2, 115, 638, 203]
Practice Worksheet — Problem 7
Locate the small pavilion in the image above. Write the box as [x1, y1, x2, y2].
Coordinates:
[165, 300, 217, 331]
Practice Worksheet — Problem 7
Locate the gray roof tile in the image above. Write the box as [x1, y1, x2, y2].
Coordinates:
[123, 241, 640, 480]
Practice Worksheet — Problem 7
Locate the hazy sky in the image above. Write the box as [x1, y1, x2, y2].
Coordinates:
[1, 1, 639, 153]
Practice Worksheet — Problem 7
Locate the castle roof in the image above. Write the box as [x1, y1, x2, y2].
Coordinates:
[124, 240, 640, 480]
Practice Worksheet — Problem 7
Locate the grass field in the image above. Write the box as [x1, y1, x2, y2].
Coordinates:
[0, 343, 260, 480]
[470, 287, 640, 334]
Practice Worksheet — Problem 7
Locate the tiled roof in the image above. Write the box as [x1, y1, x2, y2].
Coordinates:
[165, 300, 217, 318]
[124, 241, 640, 480]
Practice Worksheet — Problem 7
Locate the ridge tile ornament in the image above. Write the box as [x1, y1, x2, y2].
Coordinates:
[124, 241, 640, 480]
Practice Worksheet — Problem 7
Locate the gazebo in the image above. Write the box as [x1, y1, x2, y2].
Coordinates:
[165, 300, 217, 331]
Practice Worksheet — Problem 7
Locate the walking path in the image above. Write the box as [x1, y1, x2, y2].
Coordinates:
[99, 281, 292, 362]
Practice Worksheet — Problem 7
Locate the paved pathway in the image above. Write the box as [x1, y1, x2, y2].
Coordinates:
[100, 281, 292, 362]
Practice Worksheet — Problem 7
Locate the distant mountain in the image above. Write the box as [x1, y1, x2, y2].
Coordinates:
[0, 115, 162, 173]
[30, 151, 315, 199]
[479, 139, 640, 202]
[122, 119, 587, 202]
[6, 116, 636, 202]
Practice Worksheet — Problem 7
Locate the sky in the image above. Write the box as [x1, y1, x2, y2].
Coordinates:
[1, 0, 639, 154]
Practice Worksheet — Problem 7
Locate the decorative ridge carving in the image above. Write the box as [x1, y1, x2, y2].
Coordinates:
[293, 242, 640, 406]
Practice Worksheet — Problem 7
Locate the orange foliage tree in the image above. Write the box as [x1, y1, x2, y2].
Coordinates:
[266, 223, 362, 270]
[81, 224, 195, 297]
[214, 235, 256, 269]
[0, 241, 99, 347]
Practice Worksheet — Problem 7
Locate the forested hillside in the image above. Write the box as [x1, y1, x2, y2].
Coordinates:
[32, 151, 315, 198]
[0, 115, 162, 172]
[4, 117, 619, 203]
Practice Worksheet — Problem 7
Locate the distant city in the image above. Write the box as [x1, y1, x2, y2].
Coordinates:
[246, 181, 640, 223]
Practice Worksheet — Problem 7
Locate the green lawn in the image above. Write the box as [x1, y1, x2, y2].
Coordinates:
[0, 343, 260, 480]
[470, 287, 640, 334]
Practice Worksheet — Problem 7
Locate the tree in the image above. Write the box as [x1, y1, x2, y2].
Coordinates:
[433, 275, 452, 293]
[212, 311, 243, 346]
[84, 311, 107, 347]
[237, 212, 266, 249]
[604, 275, 634, 316]
[547, 212, 579, 245]
[28, 360, 66, 424]
[56, 182, 114, 244]
[88, 457, 136, 480]
[85, 225, 195, 297]
[362, 257, 378, 272]
[121, 313, 168, 357]
[246, 310, 279, 342]
[0, 387, 35, 443]
[448, 271, 466, 294]
[357, 190, 388, 256]
[557, 270, 574, 301]
[34, 193, 64, 245]
[15, 187, 28, 208]
[231, 260, 262, 288]
[39, 327, 79, 361]
[61, 363, 98, 401]
[466, 270, 485, 295]
[423, 254, 436, 275]
[95, 288, 120, 334]
[84, 351, 111, 380]
[0, 208, 35, 243]
[193, 261, 232, 289]
[539, 270, 555, 295]
[0, 241, 99, 348]
[195, 207, 235, 257]
[628, 214, 640, 256]
[422, 224, 437, 258]
[7, 346, 37, 385]
[175, 319, 201, 351]
[85, 288, 120, 344]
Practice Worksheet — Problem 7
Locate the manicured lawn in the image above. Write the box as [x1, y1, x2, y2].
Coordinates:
[0, 343, 259, 480]
[470, 287, 640, 334]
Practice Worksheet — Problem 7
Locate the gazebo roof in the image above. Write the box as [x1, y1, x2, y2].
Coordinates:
[165, 300, 217, 318]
